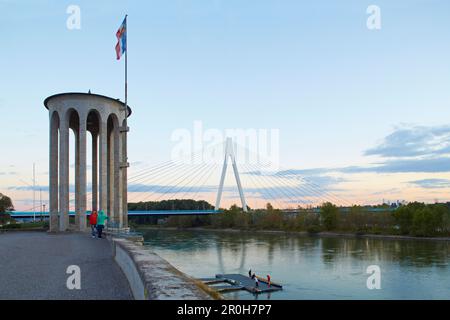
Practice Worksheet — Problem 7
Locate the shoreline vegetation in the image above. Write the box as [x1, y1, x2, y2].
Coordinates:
[2, 196, 449, 240]
[0, 220, 48, 231]
[129, 200, 450, 240]
[134, 225, 450, 242]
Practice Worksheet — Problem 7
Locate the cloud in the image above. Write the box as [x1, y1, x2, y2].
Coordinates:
[336, 124, 450, 173]
[127, 181, 342, 204]
[245, 170, 345, 189]
[240, 125, 450, 202]
[279, 156, 450, 175]
[244, 185, 327, 201]
[274, 168, 334, 176]
[339, 157, 450, 174]
[268, 125, 450, 175]
[8, 183, 92, 193]
[365, 125, 450, 158]
[128, 184, 216, 194]
[408, 179, 450, 189]
[239, 171, 349, 204]
[8, 185, 50, 192]
[370, 188, 403, 196]
[0, 172, 17, 176]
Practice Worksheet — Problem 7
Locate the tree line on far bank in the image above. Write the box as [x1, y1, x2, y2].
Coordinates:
[0, 193, 14, 225]
[128, 199, 214, 211]
[2, 194, 449, 237]
[129, 200, 450, 238]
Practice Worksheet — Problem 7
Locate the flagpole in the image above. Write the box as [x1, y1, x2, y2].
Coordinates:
[125, 14, 128, 110]
[123, 14, 128, 228]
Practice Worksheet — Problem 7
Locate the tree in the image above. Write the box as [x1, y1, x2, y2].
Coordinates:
[412, 204, 448, 237]
[0, 194, 14, 225]
[0, 193, 14, 213]
[320, 202, 339, 231]
[393, 202, 425, 235]
[348, 205, 367, 232]
[128, 199, 214, 211]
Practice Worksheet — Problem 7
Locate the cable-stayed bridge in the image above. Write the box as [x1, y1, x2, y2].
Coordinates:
[16, 138, 353, 218]
[116, 137, 352, 214]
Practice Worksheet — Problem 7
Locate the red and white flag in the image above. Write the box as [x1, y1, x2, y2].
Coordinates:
[115, 17, 127, 60]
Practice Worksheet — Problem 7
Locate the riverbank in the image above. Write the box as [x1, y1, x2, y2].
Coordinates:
[133, 225, 450, 242]
[110, 234, 221, 300]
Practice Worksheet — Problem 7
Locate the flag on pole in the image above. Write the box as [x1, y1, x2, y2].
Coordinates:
[115, 17, 127, 60]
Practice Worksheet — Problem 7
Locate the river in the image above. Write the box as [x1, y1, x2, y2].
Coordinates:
[138, 228, 450, 300]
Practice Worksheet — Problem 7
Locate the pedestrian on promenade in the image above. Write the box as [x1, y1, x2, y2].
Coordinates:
[89, 210, 98, 238]
[267, 274, 271, 287]
[96, 210, 108, 239]
[248, 269, 252, 278]
[254, 277, 259, 288]
[251, 273, 256, 280]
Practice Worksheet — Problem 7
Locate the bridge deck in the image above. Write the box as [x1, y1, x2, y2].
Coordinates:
[10, 210, 222, 219]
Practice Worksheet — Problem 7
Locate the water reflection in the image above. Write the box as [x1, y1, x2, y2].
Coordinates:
[316, 236, 450, 269]
[140, 229, 450, 299]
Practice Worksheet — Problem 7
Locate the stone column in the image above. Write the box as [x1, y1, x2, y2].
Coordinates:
[99, 120, 108, 214]
[92, 133, 98, 211]
[108, 129, 114, 221]
[59, 119, 70, 231]
[113, 126, 120, 226]
[117, 131, 123, 228]
[77, 117, 87, 231]
[49, 112, 59, 232]
[121, 121, 128, 228]
[75, 130, 80, 227]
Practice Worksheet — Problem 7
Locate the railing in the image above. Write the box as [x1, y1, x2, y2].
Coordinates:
[105, 221, 143, 239]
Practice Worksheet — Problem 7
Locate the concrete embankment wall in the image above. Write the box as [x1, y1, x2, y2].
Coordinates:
[111, 237, 214, 300]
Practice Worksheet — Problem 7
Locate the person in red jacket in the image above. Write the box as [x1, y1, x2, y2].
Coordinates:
[89, 211, 98, 238]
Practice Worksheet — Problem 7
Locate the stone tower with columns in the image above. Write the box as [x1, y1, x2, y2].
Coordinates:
[44, 92, 131, 232]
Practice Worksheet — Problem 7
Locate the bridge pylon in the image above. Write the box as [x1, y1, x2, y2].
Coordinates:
[215, 138, 248, 212]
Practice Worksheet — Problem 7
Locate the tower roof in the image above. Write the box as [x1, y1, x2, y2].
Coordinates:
[43, 92, 132, 117]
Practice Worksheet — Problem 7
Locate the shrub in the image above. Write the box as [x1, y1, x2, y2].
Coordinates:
[320, 202, 339, 231]
[307, 225, 321, 234]
[393, 202, 425, 235]
[0, 213, 12, 224]
[1, 223, 20, 229]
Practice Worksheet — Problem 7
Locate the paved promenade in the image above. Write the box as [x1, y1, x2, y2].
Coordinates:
[0, 231, 132, 300]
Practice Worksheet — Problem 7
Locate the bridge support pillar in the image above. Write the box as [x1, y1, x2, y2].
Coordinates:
[215, 137, 248, 212]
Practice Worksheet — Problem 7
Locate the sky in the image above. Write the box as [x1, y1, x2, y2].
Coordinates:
[2, 0, 450, 210]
